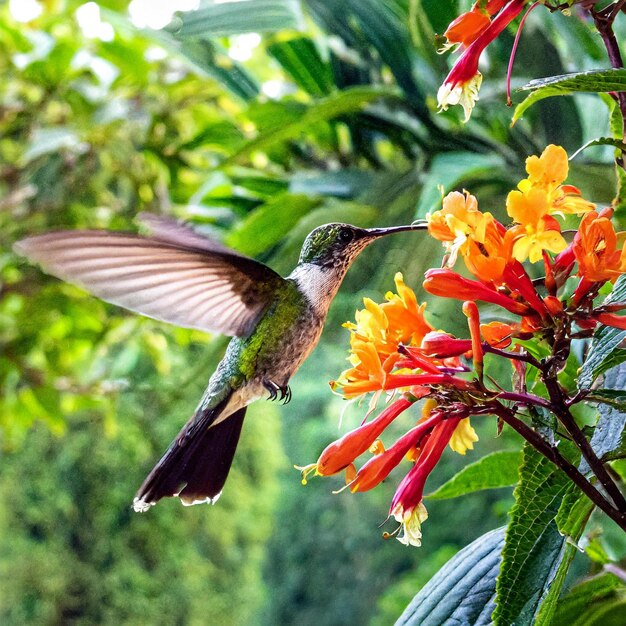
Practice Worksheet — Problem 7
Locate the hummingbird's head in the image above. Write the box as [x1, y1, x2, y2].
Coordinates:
[298, 222, 425, 268]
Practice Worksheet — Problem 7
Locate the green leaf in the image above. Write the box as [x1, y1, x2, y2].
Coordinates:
[553, 573, 626, 626]
[580, 363, 626, 474]
[225, 86, 400, 164]
[426, 451, 521, 500]
[587, 388, 626, 412]
[493, 444, 573, 626]
[556, 485, 595, 538]
[267, 37, 334, 97]
[225, 193, 320, 256]
[169, 0, 304, 38]
[579, 275, 626, 389]
[570, 137, 626, 160]
[513, 69, 626, 123]
[395, 527, 505, 626]
[414, 152, 506, 218]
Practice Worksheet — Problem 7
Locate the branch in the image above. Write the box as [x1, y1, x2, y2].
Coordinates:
[543, 376, 626, 511]
[591, 1, 626, 167]
[492, 404, 626, 531]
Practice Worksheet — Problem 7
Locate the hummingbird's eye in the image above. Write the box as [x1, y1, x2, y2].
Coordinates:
[339, 228, 354, 243]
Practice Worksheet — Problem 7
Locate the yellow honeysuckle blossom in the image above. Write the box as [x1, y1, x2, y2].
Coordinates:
[448, 418, 479, 455]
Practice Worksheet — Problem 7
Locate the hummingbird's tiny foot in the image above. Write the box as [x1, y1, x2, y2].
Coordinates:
[281, 385, 292, 404]
[263, 379, 280, 401]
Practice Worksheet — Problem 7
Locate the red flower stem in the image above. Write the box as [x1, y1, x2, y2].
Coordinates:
[542, 371, 626, 511]
[483, 344, 542, 368]
[384, 374, 474, 391]
[506, 1, 541, 105]
[497, 391, 553, 410]
[492, 403, 626, 531]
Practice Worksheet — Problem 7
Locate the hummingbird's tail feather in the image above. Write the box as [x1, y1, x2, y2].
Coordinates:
[133, 402, 246, 512]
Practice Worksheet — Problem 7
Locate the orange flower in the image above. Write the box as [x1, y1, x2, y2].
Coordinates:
[332, 340, 399, 399]
[442, 9, 490, 50]
[574, 209, 626, 282]
[480, 321, 515, 348]
[518, 145, 594, 216]
[334, 275, 434, 399]
[381, 273, 433, 347]
[427, 190, 481, 249]
[428, 191, 514, 282]
[462, 218, 512, 282]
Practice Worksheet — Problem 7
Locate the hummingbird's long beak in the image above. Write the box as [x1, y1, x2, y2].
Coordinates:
[364, 221, 428, 238]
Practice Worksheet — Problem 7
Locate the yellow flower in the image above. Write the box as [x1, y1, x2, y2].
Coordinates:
[509, 223, 566, 263]
[448, 418, 479, 455]
[392, 501, 429, 547]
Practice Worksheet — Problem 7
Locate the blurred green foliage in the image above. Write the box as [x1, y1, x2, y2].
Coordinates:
[1, 0, 624, 624]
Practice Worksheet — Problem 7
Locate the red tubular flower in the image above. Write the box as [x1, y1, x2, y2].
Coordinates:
[420, 331, 472, 358]
[501, 262, 550, 318]
[595, 312, 626, 330]
[350, 412, 444, 493]
[315, 398, 413, 476]
[438, 0, 528, 121]
[423, 268, 531, 315]
[390, 418, 462, 546]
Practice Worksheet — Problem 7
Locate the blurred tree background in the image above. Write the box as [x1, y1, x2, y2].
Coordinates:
[0, 0, 621, 624]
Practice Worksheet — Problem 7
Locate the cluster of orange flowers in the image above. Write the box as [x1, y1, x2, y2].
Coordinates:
[299, 145, 626, 547]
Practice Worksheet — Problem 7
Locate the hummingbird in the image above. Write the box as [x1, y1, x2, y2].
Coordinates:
[14, 213, 424, 511]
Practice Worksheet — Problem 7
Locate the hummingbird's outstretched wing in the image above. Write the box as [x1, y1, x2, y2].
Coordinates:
[14, 214, 285, 337]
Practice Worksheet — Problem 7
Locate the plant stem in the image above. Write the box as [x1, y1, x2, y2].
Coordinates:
[591, 1, 626, 167]
[498, 391, 553, 409]
[483, 344, 542, 368]
[492, 404, 626, 531]
[543, 375, 626, 511]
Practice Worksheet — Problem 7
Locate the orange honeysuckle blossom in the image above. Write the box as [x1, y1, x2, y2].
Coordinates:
[428, 191, 514, 283]
[298, 397, 414, 482]
[574, 209, 626, 283]
[518, 145, 595, 215]
[381, 273, 433, 347]
[332, 339, 400, 399]
[333, 274, 434, 398]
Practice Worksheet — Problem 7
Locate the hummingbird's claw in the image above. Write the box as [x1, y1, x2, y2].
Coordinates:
[281, 386, 292, 404]
[263, 379, 292, 404]
[263, 379, 280, 401]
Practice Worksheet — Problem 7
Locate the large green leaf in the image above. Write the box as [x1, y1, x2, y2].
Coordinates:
[395, 527, 505, 626]
[553, 573, 626, 626]
[580, 363, 626, 474]
[169, 0, 304, 38]
[493, 444, 574, 626]
[224, 85, 401, 164]
[267, 37, 334, 97]
[578, 275, 626, 390]
[306, 0, 427, 115]
[513, 69, 626, 123]
[426, 451, 521, 501]
[225, 193, 320, 256]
